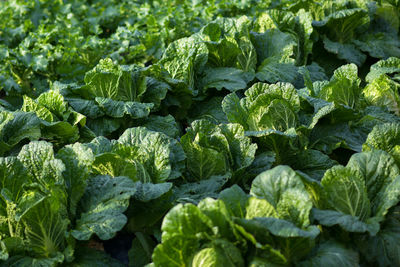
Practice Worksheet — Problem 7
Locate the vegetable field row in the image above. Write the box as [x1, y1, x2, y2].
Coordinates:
[1, 0, 400, 266]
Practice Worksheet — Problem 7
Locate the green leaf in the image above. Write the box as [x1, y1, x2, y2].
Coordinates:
[198, 198, 236, 239]
[218, 123, 257, 173]
[245, 197, 277, 219]
[257, 99, 298, 132]
[222, 93, 248, 128]
[200, 67, 252, 92]
[246, 151, 276, 178]
[126, 182, 173, 232]
[204, 36, 241, 67]
[117, 127, 185, 182]
[322, 37, 366, 66]
[250, 166, 312, 228]
[235, 82, 300, 133]
[366, 57, 400, 83]
[17, 141, 65, 191]
[312, 209, 379, 234]
[188, 97, 228, 125]
[295, 9, 314, 65]
[0, 157, 31, 203]
[246, 128, 298, 165]
[142, 75, 169, 110]
[71, 175, 136, 240]
[181, 141, 228, 181]
[0, 157, 47, 231]
[160, 37, 208, 92]
[181, 120, 256, 181]
[92, 153, 148, 182]
[132, 182, 173, 203]
[40, 121, 80, 144]
[318, 64, 361, 108]
[235, 217, 319, 262]
[237, 36, 257, 72]
[0, 112, 41, 156]
[67, 98, 104, 119]
[314, 149, 400, 235]
[160, 203, 213, 241]
[248, 257, 286, 267]
[0, 240, 8, 261]
[128, 233, 156, 267]
[357, 207, 400, 266]
[56, 143, 94, 218]
[95, 97, 152, 118]
[310, 122, 366, 153]
[15, 142, 68, 228]
[236, 217, 319, 239]
[86, 117, 121, 136]
[83, 58, 147, 102]
[320, 166, 371, 221]
[354, 33, 400, 60]
[313, 8, 369, 65]
[175, 175, 229, 203]
[251, 29, 298, 83]
[297, 241, 359, 267]
[32, 55, 48, 72]
[346, 150, 400, 219]
[286, 149, 337, 180]
[251, 29, 296, 64]
[192, 240, 244, 267]
[85, 136, 113, 155]
[142, 115, 180, 138]
[363, 123, 400, 166]
[219, 185, 249, 218]
[253, 9, 313, 66]
[245, 82, 300, 111]
[35, 91, 68, 120]
[152, 236, 198, 267]
[256, 61, 298, 84]
[363, 74, 400, 115]
[22, 197, 69, 259]
[22, 95, 54, 122]
[251, 166, 304, 207]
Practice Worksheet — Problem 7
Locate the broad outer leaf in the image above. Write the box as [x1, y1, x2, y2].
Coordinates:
[363, 123, 400, 166]
[160, 203, 213, 241]
[297, 241, 359, 267]
[56, 143, 95, 218]
[250, 166, 312, 227]
[117, 127, 185, 182]
[320, 166, 371, 221]
[357, 207, 400, 266]
[192, 240, 245, 267]
[312, 209, 379, 235]
[152, 236, 198, 267]
[71, 175, 136, 240]
[0, 112, 41, 155]
[346, 150, 400, 219]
